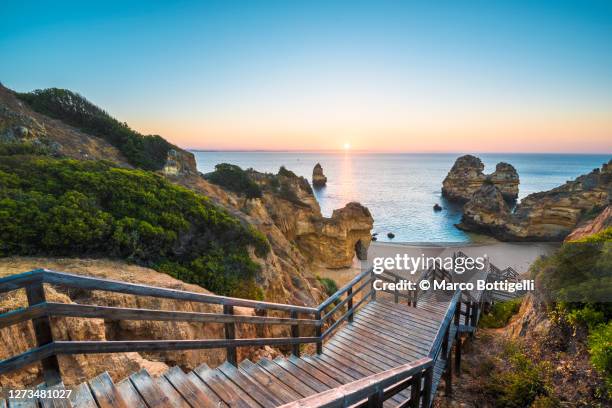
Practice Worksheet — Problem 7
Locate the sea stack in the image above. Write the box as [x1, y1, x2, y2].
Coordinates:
[442, 155, 519, 202]
[312, 163, 327, 187]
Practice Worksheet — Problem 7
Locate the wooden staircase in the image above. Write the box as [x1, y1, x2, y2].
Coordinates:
[0, 260, 495, 408]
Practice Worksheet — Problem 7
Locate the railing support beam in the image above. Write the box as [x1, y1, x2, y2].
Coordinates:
[410, 371, 422, 408]
[26, 281, 61, 386]
[223, 305, 237, 366]
[421, 366, 433, 408]
[291, 311, 300, 357]
[315, 310, 322, 354]
[347, 287, 354, 323]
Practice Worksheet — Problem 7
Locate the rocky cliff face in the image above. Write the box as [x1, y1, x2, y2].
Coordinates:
[312, 163, 327, 187]
[564, 205, 611, 241]
[442, 155, 519, 202]
[459, 160, 611, 241]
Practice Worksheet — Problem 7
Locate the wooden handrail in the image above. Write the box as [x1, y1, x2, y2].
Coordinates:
[317, 268, 372, 312]
[277, 357, 433, 408]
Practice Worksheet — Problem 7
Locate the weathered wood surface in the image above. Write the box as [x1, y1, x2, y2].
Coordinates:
[0, 265, 489, 408]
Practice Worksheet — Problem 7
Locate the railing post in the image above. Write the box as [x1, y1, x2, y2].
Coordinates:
[291, 311, 300, 357]
[445, 349, 453, 397]
[454, 301, 461, 326]
[255, 308, 266, 338]
[223, 305, 237, 366]
[26, 280, 61, 386]
[370, 270, 377, 301]
[410, 371, 422, 408]
[394, 275, 399, 303]
[455, 332, 462, 377]
[315, 310, 323, 354]
[464, 302, 471, 327]
[347, 287, 354, 323]
[441, 325, 449, 359]
[421, 366, 433, 408]
[367, 388, 384, 408]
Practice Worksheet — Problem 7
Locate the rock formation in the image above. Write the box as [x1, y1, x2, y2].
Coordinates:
[564, 205, 611, 241]
[442, 155, 519, 202]
[458, 160, 611, 241]
[312, 163, 327, 187]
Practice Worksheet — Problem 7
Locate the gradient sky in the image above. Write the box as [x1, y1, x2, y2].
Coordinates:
[1, 0, 612, 152]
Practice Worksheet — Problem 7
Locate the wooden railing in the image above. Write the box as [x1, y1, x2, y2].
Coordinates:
[0, 269, 321, 384]
[278, 357, 434, 408]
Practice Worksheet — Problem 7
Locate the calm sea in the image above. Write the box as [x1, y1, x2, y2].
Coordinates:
[192, 152, 610, 243]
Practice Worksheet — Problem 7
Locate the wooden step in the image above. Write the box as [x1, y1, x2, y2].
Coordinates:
[194, 363, 261, 408]
[88, 372, 128, 408]
[69, 383, 98, 408]
[238, 359, 302, 401]
[163, 366, 224, 408]
[129, 369, 174, 408]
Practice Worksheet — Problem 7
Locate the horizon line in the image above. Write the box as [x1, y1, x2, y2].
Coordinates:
[186, 148, 612, 155]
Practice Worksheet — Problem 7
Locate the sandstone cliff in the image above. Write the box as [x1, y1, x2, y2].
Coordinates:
[459, 160, 611, 241]
[564, 205, 611, 241]
[442, 154, 519, 202]
[312, 163, 327, 187]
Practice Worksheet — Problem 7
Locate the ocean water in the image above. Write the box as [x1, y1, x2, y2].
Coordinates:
[192, 152, 610, 243]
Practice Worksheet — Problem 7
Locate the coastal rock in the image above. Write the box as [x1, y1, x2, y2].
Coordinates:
[433, 203, 442, 211]
[312, 163, 327, 187]
[441, 155, 519, 202]
[490, 162, 520, 200]
[564, 205, 611, 241]
[162, 148, 197, 176]
[458, 182, 511, 234]
[459, 160, 612, 241]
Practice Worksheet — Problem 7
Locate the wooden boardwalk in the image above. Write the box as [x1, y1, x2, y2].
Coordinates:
[0, 258, 498, 408]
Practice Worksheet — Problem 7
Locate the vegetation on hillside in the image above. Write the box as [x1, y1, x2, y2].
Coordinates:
[0, 155, 270, 298]
[479, 297, 523, 328]
[531, 227, 612, 395]
[204, 163, 262, 199]
[16, 88, 174, 170]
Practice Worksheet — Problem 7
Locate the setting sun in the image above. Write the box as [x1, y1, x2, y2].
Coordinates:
[343, 142, 351, 150]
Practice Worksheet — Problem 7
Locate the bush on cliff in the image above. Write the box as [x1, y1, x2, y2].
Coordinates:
[0, 155, 270, 298]
[16, 88, 174, 171]
[204, 163, 262, 199]
[531, 228, 612, 389]
[479, 297, 523, 328]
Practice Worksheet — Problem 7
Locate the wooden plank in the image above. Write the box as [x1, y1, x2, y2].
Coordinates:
[186, 372, 229, 408]
[37, 382, 72, 408]
[324, 346, 384, 377]
[217, 362, 285, 407]
[371, 301, 445, 328]
[115, 379, 147, 408]
[163, 366, 224, 408]
[154, 376, 191, 408]
[43, 270, 317, 314]
[6, 395, 37, 408]
[342, 323, 423, 360]
[325, 342, 391, 372]
[238, 359, 302, 401]
[286, 356, 343, 387]
[358, 304, 441, 337]
[318, 350, 376, 377]
[271, 358, 329, 392]
[194, 364, 261, 408]
[45, 303, 318, 326]
[68, 383, 97, 408]
[0, 269, 44, 294]
[129, 369, 173, 408]
[332, 331, 412, 366]
[53, 337, 319, 355]
[88, 372, 128, 408]
[354, 310, 437, 347]
[300, 355, 359, 383]
[256, 358, 317, 398]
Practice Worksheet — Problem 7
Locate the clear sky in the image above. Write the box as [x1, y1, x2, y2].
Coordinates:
[1, 0, 611, 153]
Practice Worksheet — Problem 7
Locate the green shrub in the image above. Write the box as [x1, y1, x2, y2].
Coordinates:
[316, 276, 338, 297]
[487, 343, 553, 407]
[16, 88, 174, 170]
[479, 298, 523, 328]
[204, 163, 262, 199]
[0, 155, 270, 298]
[588, 322, 612, 382]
